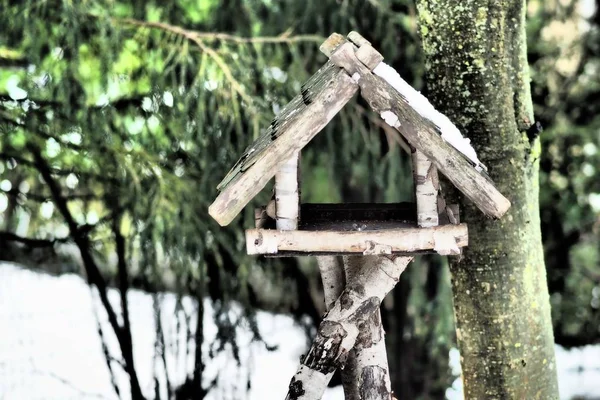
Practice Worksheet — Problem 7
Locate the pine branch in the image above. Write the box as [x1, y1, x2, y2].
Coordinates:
[117, 17, 324, 45]
[0, 152, 120, 185]
[113, 17, 322, 106]
[27, 142, 146, 400]
[5, 187, 98, 203]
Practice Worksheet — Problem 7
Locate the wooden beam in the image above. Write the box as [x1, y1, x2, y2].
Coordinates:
[245, 223, 468, 255]
[208, 62, 358, 226]
[326, 42, 511, 219]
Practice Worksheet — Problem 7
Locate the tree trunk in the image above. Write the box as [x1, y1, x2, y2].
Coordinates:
[416, 1, 559, 398]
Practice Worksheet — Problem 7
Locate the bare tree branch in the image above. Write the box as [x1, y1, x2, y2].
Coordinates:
[0, 231, 70, 247]
[27, 142, 146, 400]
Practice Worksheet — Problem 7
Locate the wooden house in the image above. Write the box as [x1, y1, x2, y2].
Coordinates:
[208, 32, 511, 257]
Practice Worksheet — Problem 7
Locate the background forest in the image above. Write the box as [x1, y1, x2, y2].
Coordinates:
[0, 0, 599, 399]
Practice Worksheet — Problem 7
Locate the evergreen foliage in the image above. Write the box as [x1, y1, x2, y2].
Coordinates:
[0, 0, 598, 398]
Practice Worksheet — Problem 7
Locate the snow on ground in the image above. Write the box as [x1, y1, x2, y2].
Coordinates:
[0, 262, 598, 400]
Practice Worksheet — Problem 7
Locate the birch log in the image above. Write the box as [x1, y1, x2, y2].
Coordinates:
[341, 256, 393, 400]
[285, 256, 413, 400]
[317, 256, 345, 310]
[246, 224, 468, 255]
[412, 149, 439, 228]
[276, 152, 300, 230]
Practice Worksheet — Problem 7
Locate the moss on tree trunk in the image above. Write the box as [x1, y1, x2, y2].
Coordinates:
[416, 0, 559, 398]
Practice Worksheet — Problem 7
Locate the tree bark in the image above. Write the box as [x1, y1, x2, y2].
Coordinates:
[286, 255, 412, 400]
[416, 1, 559, 398]
[341, 256, 392, 400]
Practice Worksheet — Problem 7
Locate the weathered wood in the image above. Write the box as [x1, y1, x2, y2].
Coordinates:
[209, 62, 358, 226]
[324, 32, 383, 72]
[347, 31, 371, 47]
[254, 207, 268, 229]
[326, 42, 511, 219]
[355, 45, 384, 71]
[265, 250, 433, 258]
[341, 256, 393, 400]
[412, 149, 440, 228]
[245, 224, 468, 255]
[319, 33, 347, 57]
[275, 152, 300, 230]
[285, 255, 412, 400]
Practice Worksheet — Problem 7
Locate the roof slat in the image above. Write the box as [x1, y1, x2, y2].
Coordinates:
[209, 62, 359, 226]
[327, 42, 511, 218]
[216, 62, 339, 191]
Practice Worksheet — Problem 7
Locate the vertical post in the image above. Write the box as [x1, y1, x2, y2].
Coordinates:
[341, 256, 394, 400]
[412, 149, 439, 227]
[275, 152, 300, 230]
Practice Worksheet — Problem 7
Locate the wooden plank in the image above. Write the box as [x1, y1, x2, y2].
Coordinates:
[209, 63, 359, 226]
[355, 44, 384, 70]
[254, 207, 269, 229]
[327, 43, 511, 219]
[347, 31, 371, 47]
[216, 61, 336, 192]
[322, 32, 382, 71]
[245, 223, 468, 255]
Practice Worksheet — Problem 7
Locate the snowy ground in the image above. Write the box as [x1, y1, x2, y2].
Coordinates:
[0, 262, 598, 400]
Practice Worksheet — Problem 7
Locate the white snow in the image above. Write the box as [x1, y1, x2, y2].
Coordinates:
[0, 261, 599, 400]
[0, 262, 342, 400]
[372, 62, 487, 172]
[380, 111, 400, 129]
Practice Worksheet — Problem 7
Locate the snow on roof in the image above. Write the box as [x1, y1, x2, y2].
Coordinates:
[372, 62, 487, 172]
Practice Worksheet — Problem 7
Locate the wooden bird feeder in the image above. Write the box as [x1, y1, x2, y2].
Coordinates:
[208, 32, 511, 257]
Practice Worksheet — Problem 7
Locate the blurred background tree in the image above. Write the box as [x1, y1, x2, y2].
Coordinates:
[0, 0, 598, 399]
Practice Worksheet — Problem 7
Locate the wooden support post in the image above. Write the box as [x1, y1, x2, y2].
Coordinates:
[412, 149, 440, 228]
[341, 256, 393, 400]
[285, 256, 413, 400]
[275, 152, 300, 230]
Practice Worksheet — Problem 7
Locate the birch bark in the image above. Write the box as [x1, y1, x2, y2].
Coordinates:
[275, 153, 300, 230]
[285, 256, 412, 400]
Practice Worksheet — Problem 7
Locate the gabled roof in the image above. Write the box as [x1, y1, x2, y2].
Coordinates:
[209, 32, 510, 226]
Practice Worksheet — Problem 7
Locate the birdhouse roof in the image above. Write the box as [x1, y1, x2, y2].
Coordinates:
[208, 32, 510, 226]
